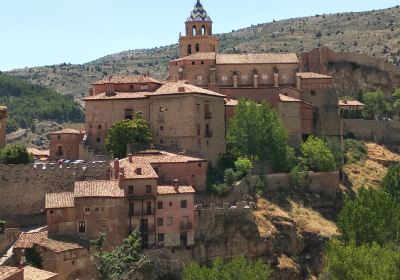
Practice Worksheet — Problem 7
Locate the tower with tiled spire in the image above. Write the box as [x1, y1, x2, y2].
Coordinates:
[179, 0, 219, 58]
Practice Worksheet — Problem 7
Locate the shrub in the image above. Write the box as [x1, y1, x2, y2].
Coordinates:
[381, 164, 400, 202]
[26, 248, 43, 268]
[289, 164, 308, 190]
[210, 183, 231, 197]
[224, 168, 237, 187]
[301, 136, 336, 172]
[0, 145, 32, 164]
[234, 157, 252, 179]
[343, 139, 367, 163]
[255, 175, 267, 196]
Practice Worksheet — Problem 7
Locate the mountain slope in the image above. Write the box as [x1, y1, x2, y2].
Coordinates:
[7, 6, 400, 103]
[0, 73, 83, 132]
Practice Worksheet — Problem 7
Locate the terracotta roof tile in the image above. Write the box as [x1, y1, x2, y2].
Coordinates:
[93, 75, 162, 85]
[84, 91, 150, 101]
[35, 239, 83, 253]
[119, 159, 158, 180]
[157, 185, 196, 195]
[74, 180, 124, 198]
[339, 100, 364, 106]
[50, 128, 82, 135]
[297, 72, 332, 79]
[216, 53, 299, 64]
[153, 81, 225, 98]
[0, 266, 21, 279]
[14, 231, 47, 249]
[45, 193, 75, 209]
[170, 52, 216, 62]
[24, 266, 58, 280]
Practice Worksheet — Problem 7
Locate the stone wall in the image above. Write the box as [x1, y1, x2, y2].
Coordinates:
[343, 119, 400, 152]
[0, 228, 21, 255]
[0, 162, 110, 227]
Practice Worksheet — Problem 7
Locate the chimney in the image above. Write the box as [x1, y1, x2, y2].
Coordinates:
[119, 167, 125, 185]
[106, 82, 115, 96]
[128, 153, 133, 163]
[172, 179, 179, 191]
[296, 73, 301, 91]
[178, 86, 185, 92]
[114, 159, 119, 179]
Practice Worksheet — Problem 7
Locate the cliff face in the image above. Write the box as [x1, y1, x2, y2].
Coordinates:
[302, 47, 400, 98]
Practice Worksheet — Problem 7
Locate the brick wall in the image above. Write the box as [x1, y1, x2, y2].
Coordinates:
[0, 162, 110, 227]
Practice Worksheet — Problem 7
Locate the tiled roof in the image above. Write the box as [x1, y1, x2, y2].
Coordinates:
[14, 231, 47, 249]
[93, 75, 162, 85]
[225, 98, 239, 106]
[297, 72, 332, 79]
[74, 180, 124, 198]
[187, 0, 212, 22]
[153, 81, 225, 98]
[35, 239, 83, 253]
[170, 52, 216, 62]
[157, 185, 196, 195]
[50, 128, 82, 135]
[339, 100, 364, 106]
[27, 148, 50, 157]
[24, 266, 58, 280]
[279, 94, 302, 102]
[119, 150, 206, 180]
[216, 53, 299, 64]
[0, 266, 21, 279]
[84, 92, 150, 101]
[45, 193, 75, 209]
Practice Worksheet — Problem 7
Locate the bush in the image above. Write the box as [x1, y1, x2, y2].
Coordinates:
[224, 168, 237, 187]
[381, 164, 400, 202]
[26, 248, 43, 268]
[289, 164, 308, 190]
[301, 136, 336, 172]
[234, 157, 252, 179]
[343, 139, 367, 163]
[0, 144, 32, 164]
[210, 183, 231, 197]
[255, 175, 267, 196]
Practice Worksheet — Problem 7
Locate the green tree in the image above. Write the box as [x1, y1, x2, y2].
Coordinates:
[25, 248, 43, 268]
[321, 239, 400, 280]
[91, 230, 148, 280]
[381, 164, 400, 202]
[301, 136, 336, 172]
[362, 90, 388, 120]
[0, 144, 32, 164]
[392, 88, 400, 119]
[337, 188, 400, 246]
[227, 99, 294, 172]
[105, 113, 153, 158]
[182, 256, 272, 280]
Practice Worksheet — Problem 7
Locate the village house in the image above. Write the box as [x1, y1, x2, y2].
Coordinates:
[0, 106, 7, 148]
[49, 129, 84, 161]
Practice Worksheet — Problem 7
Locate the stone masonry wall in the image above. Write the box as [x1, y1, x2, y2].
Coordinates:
[0, 162, 110, 227]
[0, 228, 21, 255]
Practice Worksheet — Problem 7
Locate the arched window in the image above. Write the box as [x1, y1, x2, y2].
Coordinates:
[201, 25, 206, 35]
[187, 45, 192, 55]
[192, 25, 197, 36]
[195, 44, 200, 52]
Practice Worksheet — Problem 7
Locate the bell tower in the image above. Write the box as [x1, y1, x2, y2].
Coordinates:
[179, 0, 219, 58]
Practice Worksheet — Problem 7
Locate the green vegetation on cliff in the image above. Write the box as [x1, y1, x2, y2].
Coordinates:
[0, 73, 83, 132]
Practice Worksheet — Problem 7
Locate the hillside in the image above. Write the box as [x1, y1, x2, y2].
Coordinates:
[7, 6, 400, 104]
[0, 73, 83, 134]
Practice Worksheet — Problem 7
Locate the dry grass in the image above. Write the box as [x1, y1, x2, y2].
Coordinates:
[254, 198, 288, 238]
[288, 202, 339, 238]
[343, 159, 387, 190]
[366, 143, 400, 162]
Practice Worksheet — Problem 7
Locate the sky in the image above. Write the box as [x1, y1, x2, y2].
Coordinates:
[0, 0, 399, 71]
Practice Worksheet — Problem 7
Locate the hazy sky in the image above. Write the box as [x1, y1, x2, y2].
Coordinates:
[1, 0, 398, 71]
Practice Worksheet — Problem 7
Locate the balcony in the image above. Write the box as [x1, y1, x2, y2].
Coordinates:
[129, 209, 155, 217]
[180, 221, 193, 231]
[204, 111, 212, 119]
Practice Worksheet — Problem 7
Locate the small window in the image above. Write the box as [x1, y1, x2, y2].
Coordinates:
[181, 200, 187, 209]
[128, 186, 134, 194]
[85, 208, 90, 213]
[311, 90, 316, 96]
[159, 107, 164, 112]
[192, 61, 195, 65]
[160, 140, 164, 144]
[94, 207, 100, 212]
[125, 109, 133, 120]
[201, 61, 204, 65]
[169, 202, 173, 207]
[158, 233, 165, 242]
[160, 125, 164, 131]
[78, 221, 86, 233]
[101, 220, 108, 229]
[157, 201, 163, 209]
[146, 185, 152, 193]
[198, 162, 202, 168]
[98, 125, 102, 129]
[167, 217, 173, 226]
[50, 210, 54, 214]
[96, 138, 101, 143]
[157, 218, 164, 226]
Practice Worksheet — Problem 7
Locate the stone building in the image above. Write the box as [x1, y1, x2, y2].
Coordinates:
[0, 106, 7, 148]
[49, 129, 84, 161]
[84, 79, 226, 165]
[45, 150, 201, 250]
[168, 0, 341, 145]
